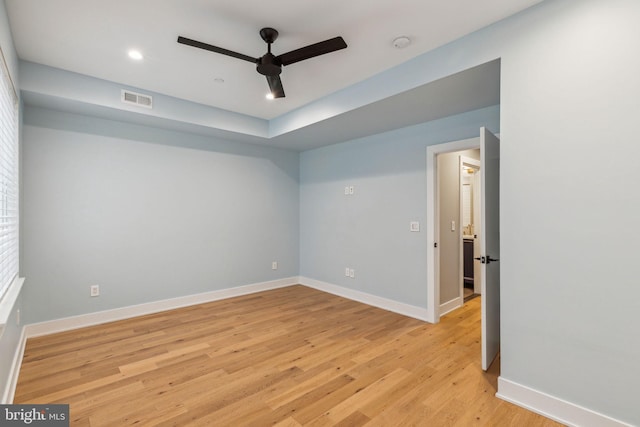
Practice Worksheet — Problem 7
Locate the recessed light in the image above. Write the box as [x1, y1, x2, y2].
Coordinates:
[128, 50, 144, 61]
[265, 93, 275, 100]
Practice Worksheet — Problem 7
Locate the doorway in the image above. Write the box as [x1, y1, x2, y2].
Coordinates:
[460, 156, 481, 303]
[435, 149, 481, 316]
[426, 137, 480, 323]
[426, 128, 501, 371]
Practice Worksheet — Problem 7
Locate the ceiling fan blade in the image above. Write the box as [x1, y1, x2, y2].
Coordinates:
[278, 36, 347, 66]
[177, 36, 257, 63]
[266, 75, 285, 98]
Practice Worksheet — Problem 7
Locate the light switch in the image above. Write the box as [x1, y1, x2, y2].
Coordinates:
[451, 221, 456, 231]
[410, 221, 420, 232]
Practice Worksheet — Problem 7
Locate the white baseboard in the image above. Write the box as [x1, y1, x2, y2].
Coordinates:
[497, 377, 632, 427]
[1, 326, 27, 404]
[299, 277, 429, 321]
[439, 296, 463, 316]
[22, 276, 428, 339]
[25, 277, 299, 338]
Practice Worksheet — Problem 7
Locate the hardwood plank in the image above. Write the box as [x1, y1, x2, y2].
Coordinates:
[308, 368, 411, 425]
[15, 285, 561, 426]
[273, 416, 303, 427]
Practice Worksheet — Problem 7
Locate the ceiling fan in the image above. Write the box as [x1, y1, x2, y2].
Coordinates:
[177, 28, 347, 99]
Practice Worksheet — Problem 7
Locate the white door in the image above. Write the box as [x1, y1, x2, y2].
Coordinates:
[480, 127, 500, 371]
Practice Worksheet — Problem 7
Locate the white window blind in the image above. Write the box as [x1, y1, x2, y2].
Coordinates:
[0, 48, 18, 302]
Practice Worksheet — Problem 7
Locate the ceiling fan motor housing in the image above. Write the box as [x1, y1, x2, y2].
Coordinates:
[257, 53, 282, 76]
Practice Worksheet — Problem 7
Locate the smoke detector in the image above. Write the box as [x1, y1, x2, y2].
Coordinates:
[392, 36, 411, 49]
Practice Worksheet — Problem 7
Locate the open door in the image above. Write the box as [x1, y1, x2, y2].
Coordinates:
[480, 127, 500, 371]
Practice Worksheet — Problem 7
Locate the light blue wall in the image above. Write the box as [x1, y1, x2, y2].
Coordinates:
[299, 0, 640, 424]
[498, 0, 640, 423]
[300, 107, 499, 306]
[20, 61, 268, 139]
[21, 107, 299, 324]
[5, 0, 640, 423]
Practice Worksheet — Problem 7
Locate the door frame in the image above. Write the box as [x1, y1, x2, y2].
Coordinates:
[426, 137, 480, 323]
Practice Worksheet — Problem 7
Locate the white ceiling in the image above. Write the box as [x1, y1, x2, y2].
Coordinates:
[6, 0, 542, 123]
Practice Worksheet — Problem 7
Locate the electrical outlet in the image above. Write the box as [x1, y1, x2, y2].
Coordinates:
[90, 285, 100, 297]
[272, 261, 278, 270]
[344, 186, 350, 195]
[349, 269, 355, 278]
[345, 267, 350, 277]
[349, 185, 354, 195]
[410, 221, 420, 232]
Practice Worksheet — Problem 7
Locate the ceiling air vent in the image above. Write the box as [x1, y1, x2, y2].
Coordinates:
[121, 90, 153, 109]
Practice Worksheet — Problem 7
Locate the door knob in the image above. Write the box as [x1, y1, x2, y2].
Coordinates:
[474, 256, 499, 264]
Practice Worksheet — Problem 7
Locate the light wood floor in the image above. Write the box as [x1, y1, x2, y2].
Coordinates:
[15, 285, 561, 426]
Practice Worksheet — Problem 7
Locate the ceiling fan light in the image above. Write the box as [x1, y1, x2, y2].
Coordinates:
[128, 49, 144, 60]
